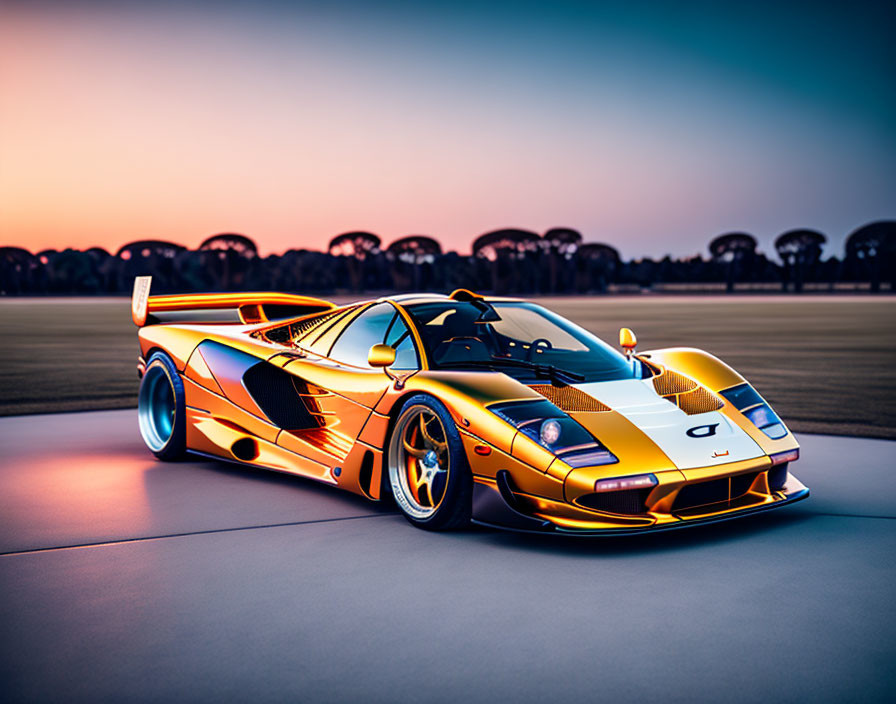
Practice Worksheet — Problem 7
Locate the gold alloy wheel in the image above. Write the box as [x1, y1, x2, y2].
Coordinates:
[388, 404, 451, 520]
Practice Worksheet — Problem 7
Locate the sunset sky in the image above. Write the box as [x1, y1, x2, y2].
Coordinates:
[1, 0, 893, 259]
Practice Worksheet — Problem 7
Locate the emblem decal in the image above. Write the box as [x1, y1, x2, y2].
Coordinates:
[686, 423, 719, 438]
[711, 450, 729, 458]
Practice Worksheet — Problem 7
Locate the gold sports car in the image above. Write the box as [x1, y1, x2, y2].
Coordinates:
[132, 276, 808, 534]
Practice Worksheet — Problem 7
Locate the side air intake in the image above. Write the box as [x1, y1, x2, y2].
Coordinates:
[242, 362, 320, 430]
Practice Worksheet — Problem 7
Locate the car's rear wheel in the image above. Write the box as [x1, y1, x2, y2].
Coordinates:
[138, 351, 186, 461]
[387, 394, 472, 530]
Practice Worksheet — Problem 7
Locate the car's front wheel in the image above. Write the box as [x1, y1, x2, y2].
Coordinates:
[387, 394, 472, 530]
[138, 351, 187, 461]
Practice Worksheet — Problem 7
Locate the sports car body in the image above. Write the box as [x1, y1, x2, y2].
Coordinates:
[133, 276, 808, 534]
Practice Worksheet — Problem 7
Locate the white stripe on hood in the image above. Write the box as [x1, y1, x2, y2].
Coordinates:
[574, 379, 763, 470]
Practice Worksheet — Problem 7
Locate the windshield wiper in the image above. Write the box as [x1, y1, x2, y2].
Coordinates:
[437, 357, 585, 386]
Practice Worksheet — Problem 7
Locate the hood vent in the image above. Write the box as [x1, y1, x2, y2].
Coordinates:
[530, 384, 610, 412]
[653, 368, 697, 395]
[653, 369, 724, 415]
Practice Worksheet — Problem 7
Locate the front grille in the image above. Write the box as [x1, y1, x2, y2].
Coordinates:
[529, 385, 610, 412]
[674, 477, 729, 509]
[672, 471, 762, 512]
[576, 488, 652, 515]
[731, 471, 760, 498]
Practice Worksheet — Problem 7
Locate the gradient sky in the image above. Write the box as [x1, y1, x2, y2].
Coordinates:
[1, 0, 893, 259]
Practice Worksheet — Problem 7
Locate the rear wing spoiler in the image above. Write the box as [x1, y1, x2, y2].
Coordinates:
[131, 276, 334, 326]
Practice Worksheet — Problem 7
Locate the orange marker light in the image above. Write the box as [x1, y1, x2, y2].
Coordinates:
[474, 444, 492, 456]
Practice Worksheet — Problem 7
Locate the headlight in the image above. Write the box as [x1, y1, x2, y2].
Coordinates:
[489, 399, 618, 467]
[720, 383, 787, 439]
[539, 419, 562, 446]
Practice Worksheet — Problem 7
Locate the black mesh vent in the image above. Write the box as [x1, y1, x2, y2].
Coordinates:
[673, 477, 729, 511]
[292, 309, 342, 339]
[254, 308, 343, 345]
[576, 488, 651, 515]
[242, 362, 318, 430]
[263, 326, 292, 344]
[673, 471, 763, 512]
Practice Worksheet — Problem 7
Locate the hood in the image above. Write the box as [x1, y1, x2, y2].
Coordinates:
[572, 379, 764, 470]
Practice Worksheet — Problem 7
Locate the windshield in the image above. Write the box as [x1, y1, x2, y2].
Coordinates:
[404, 301, 641, 383]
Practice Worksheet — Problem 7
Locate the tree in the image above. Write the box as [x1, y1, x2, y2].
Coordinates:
[115, 240, 186, 293]
[115, 240, 186, 260]
[709, 232, 757, 293]
[198, 233, 258, 290]
[542, 228, 582, 293]
[0, 246, 37, 295]
[471, 228, 540, 293]
[845, 220, 896, 293]
[774, 229, 826, 293]
[328, 231, 382, 291]
[198, 233, 258, 257]
[575, 243, 620, 293]
[386, 235, 442, 291]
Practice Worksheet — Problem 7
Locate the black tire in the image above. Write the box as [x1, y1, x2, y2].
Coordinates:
[138, 351, 187, 461]
[387, 394, 472, 531]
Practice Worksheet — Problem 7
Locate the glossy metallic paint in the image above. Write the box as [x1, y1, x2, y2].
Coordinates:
[134, 284, 807, 533]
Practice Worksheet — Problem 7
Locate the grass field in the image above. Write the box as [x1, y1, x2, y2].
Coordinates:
[0, 296, 893, 438]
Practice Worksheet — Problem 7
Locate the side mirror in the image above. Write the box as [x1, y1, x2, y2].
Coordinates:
[619, 327, 637, 357]
[368, 344, 396, 368]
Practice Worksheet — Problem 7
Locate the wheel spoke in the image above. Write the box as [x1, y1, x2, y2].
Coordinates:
[419, 413, 447, 450]
[414, 465, 430, 490]
[403, 438, 428, 459]
[392, 406, 452, 518]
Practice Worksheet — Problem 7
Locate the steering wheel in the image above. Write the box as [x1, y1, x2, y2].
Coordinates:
[526, 338, 553, 361]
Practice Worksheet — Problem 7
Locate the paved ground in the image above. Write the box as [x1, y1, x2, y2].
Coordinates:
[0, 410, 893, 703]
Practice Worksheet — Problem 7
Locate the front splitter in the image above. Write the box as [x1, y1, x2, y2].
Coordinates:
[471, 487, 810, 537]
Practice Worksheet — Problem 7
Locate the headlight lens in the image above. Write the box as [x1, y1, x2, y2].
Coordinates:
[721, 383, 788, 439]
[539, 419, 562, 446]
[489, 399, 618, 467]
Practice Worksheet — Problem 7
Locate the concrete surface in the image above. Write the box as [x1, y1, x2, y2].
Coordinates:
[0, 410, 893, 703]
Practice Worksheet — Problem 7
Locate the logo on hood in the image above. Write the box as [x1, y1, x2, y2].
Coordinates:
[686, 423, 719, 438]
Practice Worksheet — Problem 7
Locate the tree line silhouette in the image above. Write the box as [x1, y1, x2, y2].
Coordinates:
[1, 222, 893, 296]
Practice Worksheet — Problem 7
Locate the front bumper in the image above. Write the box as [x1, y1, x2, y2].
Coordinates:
[471, 470, 809, 536]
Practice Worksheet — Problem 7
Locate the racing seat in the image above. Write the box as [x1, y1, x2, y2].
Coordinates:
[433, 336, 491, 365]
[429, 309, 493, 365]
